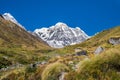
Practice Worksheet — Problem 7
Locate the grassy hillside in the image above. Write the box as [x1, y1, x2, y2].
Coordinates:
[0, 16, 50, 50]
[51, 26, 120, 55]
[0, 16, 120, 80]
[0, 16, 52, 70]
[2, 47, 120, 80]
[65, 48, 120, 80]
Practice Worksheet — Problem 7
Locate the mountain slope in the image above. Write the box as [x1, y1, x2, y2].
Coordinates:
[2, 26, 120, 80]
[54, 26, 120, 54]
[0, 14, 50, 50]
[34, 22, 89, 48]
[2, 13, 25, 29]
[0, 14, 52, 69]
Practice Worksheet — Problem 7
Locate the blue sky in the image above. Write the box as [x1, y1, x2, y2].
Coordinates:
[0, 0, 120, 35]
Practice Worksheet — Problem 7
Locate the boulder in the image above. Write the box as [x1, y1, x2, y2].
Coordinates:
[94, 46, 104, 54]
[59, 72, 67, 80]
[41, 61, 47, 65]
[75, 50, 87, 56]
[109, 37, 120, 45]
[30, 63, 36, 68]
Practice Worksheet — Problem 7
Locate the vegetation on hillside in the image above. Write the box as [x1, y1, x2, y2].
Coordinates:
[0, 16, 120, 80]
[65, 48, 120, 80]
[42, 62, 69, 80]
[0, 16, 52, 65]
[1, 47, 120, 80]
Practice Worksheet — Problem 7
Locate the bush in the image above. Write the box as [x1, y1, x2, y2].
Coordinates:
[2, 71, 25, 80]
[76, 49, 120, 80]
[0, 57, 12, 69]
[25, 64, 37, 73]
[41, 62, 69, 80]
[32, 65, 46, 80]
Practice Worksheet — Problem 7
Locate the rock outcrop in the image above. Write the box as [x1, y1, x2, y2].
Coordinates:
[109, 37, 120, 45]
[94, 46, 104, 54]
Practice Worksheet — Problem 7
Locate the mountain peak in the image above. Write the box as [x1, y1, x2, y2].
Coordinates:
[34, 22, 89, 48]
[3, 13, 17, 23]
[3, 13, 12, 18]
[2, 13, 25, 29]
[55, 22, 67, 26]
[50, 22, 68, 29]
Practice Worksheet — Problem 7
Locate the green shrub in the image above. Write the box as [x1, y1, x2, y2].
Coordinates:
[0, 56, 12, 69]
[41, 62, 69, 80]
[25, 65, 37, 73]
[2, 71, 25, 80]
[64, 71, 77, 80]
[76, 49, 120, 80]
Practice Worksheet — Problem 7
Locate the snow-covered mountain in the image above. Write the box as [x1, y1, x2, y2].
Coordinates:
[34, 22, 89, 48]
[2, 13, 25, 29]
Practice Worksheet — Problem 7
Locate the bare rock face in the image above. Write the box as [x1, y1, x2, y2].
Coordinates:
[109, 37, 120, 45]
[94, 46, 104, 54]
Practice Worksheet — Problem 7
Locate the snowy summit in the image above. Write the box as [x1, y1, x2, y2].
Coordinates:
[2, 13, 25, 29]
[34, 22, 89, 48]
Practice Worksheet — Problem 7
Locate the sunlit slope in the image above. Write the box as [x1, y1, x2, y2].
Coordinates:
[55, 26, 120, 54]
[0, 16, 50, 50]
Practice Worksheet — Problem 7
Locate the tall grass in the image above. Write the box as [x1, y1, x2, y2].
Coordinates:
[41, 62, 69, 80]
[76, 49, 120, 80]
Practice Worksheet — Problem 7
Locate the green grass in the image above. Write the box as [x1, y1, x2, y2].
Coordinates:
[52, 26, 120, 55]
[42, 62, 69, 80]
[1, 16, 120, 80]
[65, 48, 120, 80]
